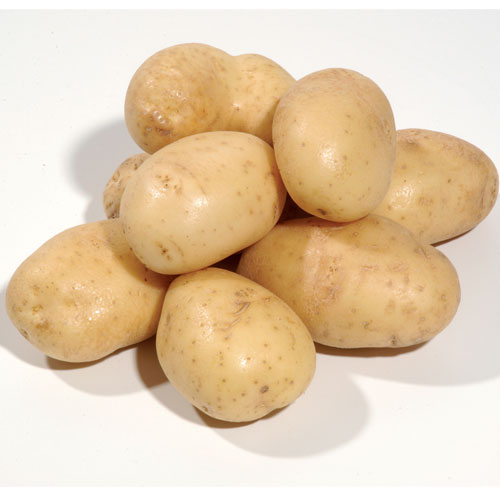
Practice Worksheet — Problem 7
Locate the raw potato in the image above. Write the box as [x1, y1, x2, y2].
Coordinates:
[125, 43, 295, 153]
[373, 129, 499, 244]
[156, 268, 316, 422]
[103, 153, 150, 218]
[273, 68, 396, 222]
[6, 219, 173, 362]
[237, 216, 461, 348]
[120, 131, 287, 275]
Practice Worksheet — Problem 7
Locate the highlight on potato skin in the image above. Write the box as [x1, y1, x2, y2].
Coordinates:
[373, 129, 499, 244]
[237, 215, 461, 349]
[125, 43, 295, 153]
[272, 68, 396, 223]
[156, 268, 316, 422]
[6, 219, 173, 363]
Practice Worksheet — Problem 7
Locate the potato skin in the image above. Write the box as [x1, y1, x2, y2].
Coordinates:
[156, 268, 316, 422]
[125, 43, 294, 153]
[103, 153, 150, 219]
[6, 220, 172, 362]
[120, 131, 286, 275]
[373, 129, 499, 244]
[237, 216, 460, 348]
[272, 68, 396, 222]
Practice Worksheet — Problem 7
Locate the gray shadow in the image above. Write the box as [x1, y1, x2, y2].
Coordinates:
[44, 342, 145, 396]
[201, 358, 369, 457]
[135, 336, 205, 425]
[0, 286, 47, 369]
[69, 119, 142, 222]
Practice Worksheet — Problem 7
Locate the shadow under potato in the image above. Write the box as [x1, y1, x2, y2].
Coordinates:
[69, 119, 142, 223]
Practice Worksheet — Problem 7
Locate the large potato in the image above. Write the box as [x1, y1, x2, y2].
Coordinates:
[237, 216, 460, 348]
[373, 129, 499, 244]
[156, 268, 316, 422]
[120, 131, 286, 275]
[125, 43, 294, 153]
[6, 219, 172, 362]
[103, 153, 150, 219]
[272, 68, 396, 222]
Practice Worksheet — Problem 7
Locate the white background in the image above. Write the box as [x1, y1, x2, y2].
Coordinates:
[1, 10, 499, 487]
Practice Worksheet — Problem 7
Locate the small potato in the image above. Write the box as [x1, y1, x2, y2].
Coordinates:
[120, 131, 286, 275]
[103, 153, 150, 218]
[156, 268, 316, 422]
[273, 68, 396, 222]
[125, 43, 294, 153]
[6, 219, 173, 362]
[373, 129, 499, 244]
[238, 216, 460, 348]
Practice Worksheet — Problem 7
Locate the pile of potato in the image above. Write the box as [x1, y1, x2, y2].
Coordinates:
[6, 43, 498, 423]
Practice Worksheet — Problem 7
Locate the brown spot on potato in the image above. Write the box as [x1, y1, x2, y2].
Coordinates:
[260, 385, 269, 393]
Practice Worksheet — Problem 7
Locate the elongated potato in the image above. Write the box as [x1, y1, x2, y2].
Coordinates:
[237, 216, 460, 348]
[156, 268, 316, 422]
[6, 219, 173, 362]
[120, 131, 286, 275]
[103, 153, 150, 218]
[125, 43, 294, 153]
[273, 68, 396, 222]
[373, 129, 499, 244]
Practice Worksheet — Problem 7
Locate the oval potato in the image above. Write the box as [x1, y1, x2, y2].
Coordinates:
[237, 216, 460, 348]
[125, 43, 294, 153]
[120, 131, 286, 275]
[6, 219, 173, 362]
[272, 68, 396, 222]
[373, 129, 499, 244]
[156, 268, 316, 422]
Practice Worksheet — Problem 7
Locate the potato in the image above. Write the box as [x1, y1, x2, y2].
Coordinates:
[125, 43, 294, 153]
[6, 219, 172, 362]
[120, 131, 286, 275]
[237, 215, 460, 348]
[272, 68, 396, 222]
[156, 268, 316, 422]
[373, 129, 499, 244]
[103, 153, 149, 218]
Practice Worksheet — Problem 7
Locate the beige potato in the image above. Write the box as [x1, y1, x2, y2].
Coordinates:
[103, 153, 150, 218]
[6, 219, 173, 362]
[272, 68, 396, 222]
[237, 215, 460, 348]
[125, 43, 295, 153]
[156, 268, 316, 422]
[373, 129, 499, 244]
[120, 131, 286, 275]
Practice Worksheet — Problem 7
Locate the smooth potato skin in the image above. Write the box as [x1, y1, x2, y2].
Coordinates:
[103, 153, 150, 218]
[125, 43, 295, 153]
[120, 131, 286, 275]
[230, 54, 295, 144]
[237, 216, 460, 348]
[373, 129, 499, 244]
[6, 220, 172, 362]
[156, 268, 316, 422]
[272, 68, 396, 222]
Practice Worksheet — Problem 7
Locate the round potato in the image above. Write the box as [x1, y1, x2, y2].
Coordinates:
[373, 129, 499, 244]
[125, 43, 295, 153]
[156, 268, 316, 422]
[103, 153, 149, 218]
[272, 68, 396, 222]
[120, 131, 287, 275]
[237, 215, 460, 348]
[6, 219, 173, 362]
